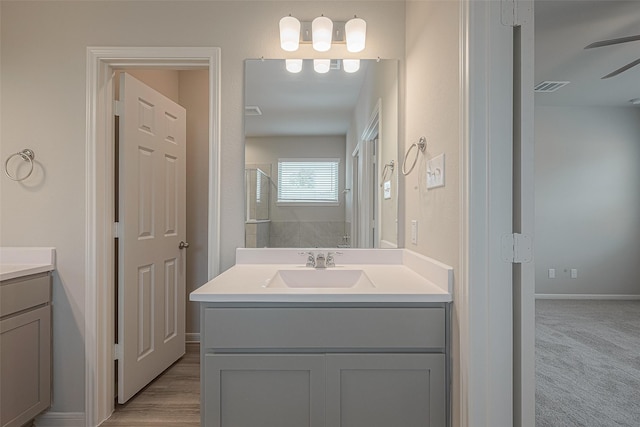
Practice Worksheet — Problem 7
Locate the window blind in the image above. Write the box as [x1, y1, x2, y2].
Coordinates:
[277, 159, 339, 204]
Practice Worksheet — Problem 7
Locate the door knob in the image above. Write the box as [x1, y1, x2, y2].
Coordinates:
[179, 241, 190, 249]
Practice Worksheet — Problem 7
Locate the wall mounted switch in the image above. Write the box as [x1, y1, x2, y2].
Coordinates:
[570, 268, 578, 279]
[548, 268, 556, 279]
[426, 153, 445, 189]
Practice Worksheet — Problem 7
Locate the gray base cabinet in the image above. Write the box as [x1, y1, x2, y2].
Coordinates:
[200, 304, 450, 427]
[326, 354, 445, 427]
[205, 354, 325, 427]
[0, 273, 52, 427]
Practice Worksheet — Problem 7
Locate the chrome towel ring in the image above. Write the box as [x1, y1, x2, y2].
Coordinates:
[4, 149, 35, 181]
[402, 137, 426, 176]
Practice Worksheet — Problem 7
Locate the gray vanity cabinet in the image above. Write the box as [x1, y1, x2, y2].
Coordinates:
[201, 304, 449, 427]
[0, 273, 52, 427]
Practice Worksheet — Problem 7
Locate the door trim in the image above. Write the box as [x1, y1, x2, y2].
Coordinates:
[85, 47, 221, 426]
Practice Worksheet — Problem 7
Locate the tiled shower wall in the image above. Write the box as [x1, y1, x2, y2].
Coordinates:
[269, 221, 348, 248]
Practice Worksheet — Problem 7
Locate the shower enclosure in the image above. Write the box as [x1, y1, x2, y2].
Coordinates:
[244, 168, 271, 248]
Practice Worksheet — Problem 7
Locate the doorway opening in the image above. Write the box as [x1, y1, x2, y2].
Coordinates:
[85, 47, 221, 426]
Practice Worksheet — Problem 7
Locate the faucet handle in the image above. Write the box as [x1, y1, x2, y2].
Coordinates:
[299, 251, 316, 267]
[326, 251, 343, 267]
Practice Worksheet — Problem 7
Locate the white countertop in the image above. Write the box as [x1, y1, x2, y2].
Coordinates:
[190, 248, 453, 303]
[0, 247, 56, 281]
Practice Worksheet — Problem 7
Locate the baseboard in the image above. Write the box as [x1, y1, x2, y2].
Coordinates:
[536, 293, 640, 300]
[34, 412, 85, 427]
[186, 332, 200, 343]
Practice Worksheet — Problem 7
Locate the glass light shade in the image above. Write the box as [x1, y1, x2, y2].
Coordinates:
[345, 17, 366, 53]
[313, 59, 331, 74]
[279, 16, 301, 52]
[285, 59, 303, 73]
[342, 59, 360, 73]
[312, 16, 333, 52]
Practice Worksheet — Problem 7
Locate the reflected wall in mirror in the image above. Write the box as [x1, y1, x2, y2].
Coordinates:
[244, 59, 399, 249]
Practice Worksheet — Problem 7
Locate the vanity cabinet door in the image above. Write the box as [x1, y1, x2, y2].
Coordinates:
[0, 305, 51, 427]
[325, 354, 446, 427]
[204, 354, 325, 427]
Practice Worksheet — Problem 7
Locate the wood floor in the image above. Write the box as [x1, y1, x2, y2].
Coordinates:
[101, 343, 200, 426]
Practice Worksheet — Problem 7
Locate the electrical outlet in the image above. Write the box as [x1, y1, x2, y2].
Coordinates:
[570, 268, 578, 279]
[548, 268, 556, 279]
[411, 220, 418, 245]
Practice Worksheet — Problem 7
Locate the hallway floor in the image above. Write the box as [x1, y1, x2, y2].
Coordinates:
[101, 343, 200, 426]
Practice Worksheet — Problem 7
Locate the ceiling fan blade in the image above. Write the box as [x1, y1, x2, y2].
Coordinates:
[602, 58, 640, 79]
[585, 35, 640, 49]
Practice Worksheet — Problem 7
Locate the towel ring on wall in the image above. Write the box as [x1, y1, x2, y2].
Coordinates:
[380, 160, 395, 187]
[4, 149, 35, 182]
[402, 137, 426, 176]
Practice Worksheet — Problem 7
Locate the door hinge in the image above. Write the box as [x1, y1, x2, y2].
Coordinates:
[114, 100, 123, 117]
[113, 222, 121, 238]
[114, 343, 122, 361]
[501, 233, 532, 263]
[501, 0, 519, 27]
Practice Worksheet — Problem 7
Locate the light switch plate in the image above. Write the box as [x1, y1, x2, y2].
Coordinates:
[427, 153, 445, 189]
[383, 180, 391, 199]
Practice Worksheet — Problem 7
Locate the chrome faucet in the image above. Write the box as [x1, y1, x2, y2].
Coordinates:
[314, 252, 327, 269]
[299, 251, 342, 268]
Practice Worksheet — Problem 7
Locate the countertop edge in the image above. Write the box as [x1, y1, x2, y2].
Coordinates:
[0, 264, 55, 282]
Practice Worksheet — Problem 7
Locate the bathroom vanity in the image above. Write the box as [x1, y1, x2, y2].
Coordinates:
[0, 248, 55, 427]
[191, 249, 452, 427]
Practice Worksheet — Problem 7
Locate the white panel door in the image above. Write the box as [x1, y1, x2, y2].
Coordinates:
[118, 73, 187, 403]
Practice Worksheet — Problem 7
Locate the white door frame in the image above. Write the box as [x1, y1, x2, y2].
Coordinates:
[361, 100, 382, 249]
[85, 47, 221, 426]
[459, 0, 535, 426]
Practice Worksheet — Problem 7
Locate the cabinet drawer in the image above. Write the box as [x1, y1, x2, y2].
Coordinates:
[0, 274, 51, 318]
[203, 308, 445, 350]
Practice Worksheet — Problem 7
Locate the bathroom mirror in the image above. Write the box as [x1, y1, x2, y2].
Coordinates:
[244, 59, 399, 249]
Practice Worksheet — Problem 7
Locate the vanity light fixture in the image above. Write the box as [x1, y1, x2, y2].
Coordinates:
[312, 16, 333, 52]
[345, 16, 366, 52]
[342, 59, 360, 73]
[279, 15, 301, 52]
[285, 59, 303, 73]
[278, 15, 367, 53]
[313, 59, 331, 73]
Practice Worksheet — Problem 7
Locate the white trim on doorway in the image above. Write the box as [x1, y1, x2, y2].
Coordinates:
[85, 47, 221, 427]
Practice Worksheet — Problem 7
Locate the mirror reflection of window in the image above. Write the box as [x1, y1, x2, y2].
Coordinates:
[277, 158, 340, 206]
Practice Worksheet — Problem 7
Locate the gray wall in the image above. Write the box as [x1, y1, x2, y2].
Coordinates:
[535, 105, 640, 295]
[404, 1, 461, 425]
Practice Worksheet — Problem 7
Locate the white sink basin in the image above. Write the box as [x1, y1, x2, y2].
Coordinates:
[265, 269, 375, 289]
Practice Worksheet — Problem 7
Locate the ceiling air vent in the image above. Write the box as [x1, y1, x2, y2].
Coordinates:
[245, 106, 262, 116]
[534, 81, 570, 93]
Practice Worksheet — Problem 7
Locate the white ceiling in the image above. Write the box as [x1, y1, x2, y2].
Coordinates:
[244, 59, 369, 137]
[535, 0, 640, 107]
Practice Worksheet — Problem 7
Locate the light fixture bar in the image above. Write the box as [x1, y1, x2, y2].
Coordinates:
[299, 21, 345, 44]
